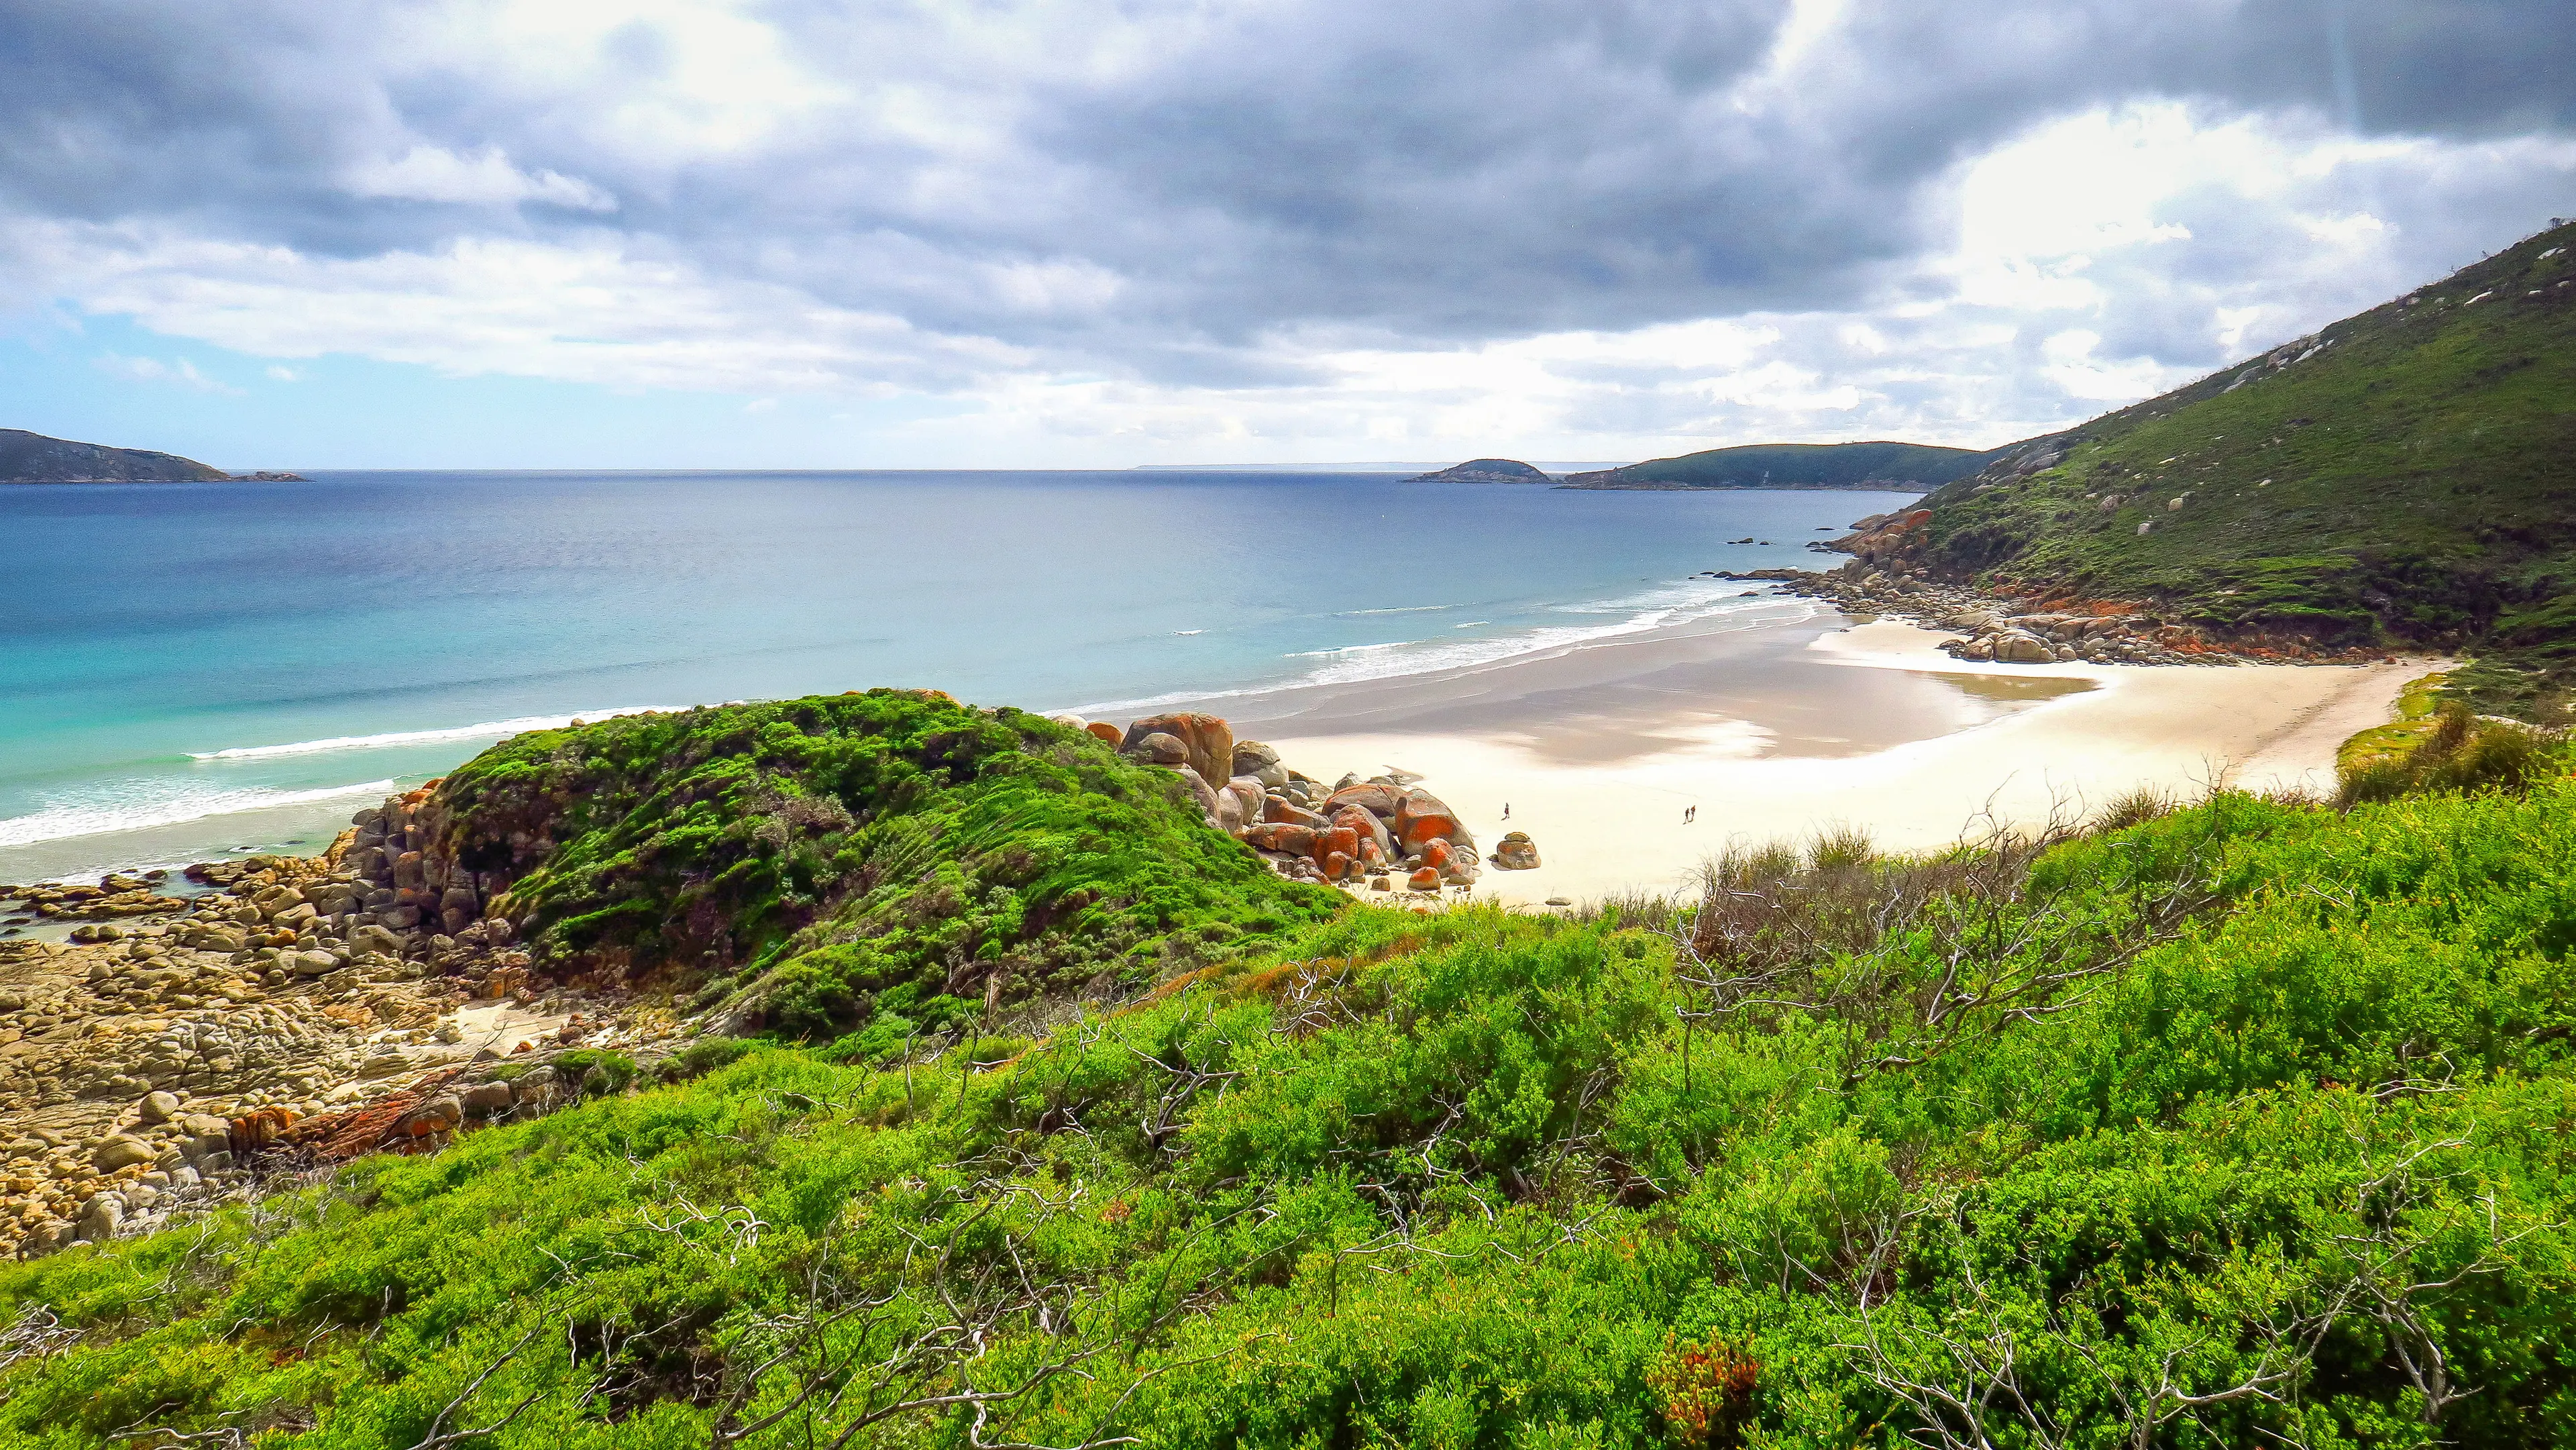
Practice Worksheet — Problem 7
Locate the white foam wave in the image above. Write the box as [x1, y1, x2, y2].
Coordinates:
[0, 780, 400, 849]
[1073, 580, 1819, 715]
[1336, 604, 1460, 617]
[1284, 641, 1415, 658]
[189, 706, 680, 760]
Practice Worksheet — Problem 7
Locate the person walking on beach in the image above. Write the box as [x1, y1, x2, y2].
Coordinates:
[1684, 805, 1696, 825]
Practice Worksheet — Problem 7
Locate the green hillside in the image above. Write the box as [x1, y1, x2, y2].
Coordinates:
[426, 690, 1338, 1041]
[8, 750, 2576, 1446]
[0, 428, 229, 484]
[1564, 439, 2006, 490]
[1913, 219, 2576, 717]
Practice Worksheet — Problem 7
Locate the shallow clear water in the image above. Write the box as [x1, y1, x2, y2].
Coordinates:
[0, 471, 1917, 879]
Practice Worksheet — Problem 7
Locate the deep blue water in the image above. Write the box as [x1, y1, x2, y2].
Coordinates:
[0, 471, 1915, 878]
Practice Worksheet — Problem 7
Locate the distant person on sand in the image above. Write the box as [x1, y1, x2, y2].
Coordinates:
[1684, 805, 1696, 824]
[1503, 802, 1510, 820]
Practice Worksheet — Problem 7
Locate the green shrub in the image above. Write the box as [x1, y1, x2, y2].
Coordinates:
[12, 778, 2576, 1446]
[423, 690, 1340, 1037]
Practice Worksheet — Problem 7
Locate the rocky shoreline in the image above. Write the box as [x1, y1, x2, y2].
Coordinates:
[0, 794, 674, 1259]
[1724, 504, 2387, 667]
[0, 713, 1551, 1258]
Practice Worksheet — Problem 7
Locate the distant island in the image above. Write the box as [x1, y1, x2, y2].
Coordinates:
[0, 428, 304, 484]
[1560, 439, 2006, 490]
[1407, 458, 1555, 483]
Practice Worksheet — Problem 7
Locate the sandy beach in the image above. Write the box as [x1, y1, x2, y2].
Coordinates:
[1231, 614, 2434, 907]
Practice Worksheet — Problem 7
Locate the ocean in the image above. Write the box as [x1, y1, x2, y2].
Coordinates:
[0, 471, 1917, 883]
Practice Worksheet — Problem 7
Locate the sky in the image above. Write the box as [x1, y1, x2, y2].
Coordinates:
[3, 0, 2572, 470]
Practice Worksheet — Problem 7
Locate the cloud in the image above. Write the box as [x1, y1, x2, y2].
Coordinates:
[2, 0, 2572, 458]
[342, 146, 616, 211]
[94, 352, 243, 395]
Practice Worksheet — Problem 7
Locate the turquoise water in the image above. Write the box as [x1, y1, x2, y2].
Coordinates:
[0, 472, 1914, 879]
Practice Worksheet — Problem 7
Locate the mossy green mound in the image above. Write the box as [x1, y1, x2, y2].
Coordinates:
[1915, 219, 2576, 717]
[13, 754, 2576, 1445]
[428, 689, 1340, 1040]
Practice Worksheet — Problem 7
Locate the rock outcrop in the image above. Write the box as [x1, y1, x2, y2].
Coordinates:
[1067, 717, 1493, 892]
[0, 831, 657, 1259]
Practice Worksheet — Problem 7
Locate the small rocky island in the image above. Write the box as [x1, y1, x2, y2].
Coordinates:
[1407, 458, 1554, 484]
[0, 428, 303, 484]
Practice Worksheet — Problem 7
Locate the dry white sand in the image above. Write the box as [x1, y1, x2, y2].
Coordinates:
[1266, 620, 2438, 907]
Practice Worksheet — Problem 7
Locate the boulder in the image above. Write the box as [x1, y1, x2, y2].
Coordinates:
[459, 1081, 515, 1118]
[1321, 851, 1353, 880]
[1132, 731, 1189, 766]
[1223, 778, 1266, 834]
[77, 1192, 123, 1241]
[1242, 823, 1318, 857]
[1263, 797, 1330, 829]
[1332, 805, 1394, 859]
[1084, 721, 1123, 746]
[1231, 741, 1289, 789]
[347, 923, 403, 957]
[1213, 783, 1252, 835]
[1173, 764, 1223, 819]
[1314, 825, 1359, 869]
[1322, 782, 1407, 819]
[290, 950, 340, 977]
[1992, 633, 2055, 664]
[1407, 868, 1442, 892]
[1493, 832, 1541, 870]
[136, 1090, 180, 1125]
[93, 1136, 155, 1171]
[405, 1095, 464, 1137]
[1121, 713, 1234, 788]
[1392, 788, 1474, 852]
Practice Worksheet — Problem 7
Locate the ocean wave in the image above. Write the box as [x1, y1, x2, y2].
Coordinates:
[1073, 579, 1818, 715]
[189, 706, 680, 760]
[1335, 604, 1460, 617]
[1283, 641, 1416, 658]
[0, 780, 400, 849]
[1282, 592, 1804, 689]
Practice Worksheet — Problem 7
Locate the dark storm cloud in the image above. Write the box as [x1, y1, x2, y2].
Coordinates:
[2, 0, 2571, 382]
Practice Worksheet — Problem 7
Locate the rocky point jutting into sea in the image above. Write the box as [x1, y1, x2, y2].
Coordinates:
[1738, 436, 2416, 668]
[0, 704, 1537, 1259]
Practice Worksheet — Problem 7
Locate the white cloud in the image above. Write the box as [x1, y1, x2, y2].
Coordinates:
[265, 364, 300, 380]
[343, 146, 616, 211]
[93, 353, 242, 395]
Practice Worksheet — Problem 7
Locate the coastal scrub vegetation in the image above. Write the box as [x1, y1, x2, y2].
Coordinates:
[1911, 219, 2576, 719]
[7, 738, 2576, 1445]
[423, 689, 1340, 1045]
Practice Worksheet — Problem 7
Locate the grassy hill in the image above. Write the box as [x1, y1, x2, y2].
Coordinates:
[5, 705, 2576, 1445]
[1564, 440, 2006, 490]
[1911, 219, 2576, 717]
[0, 428, 231, 484]
[425, 690, 1339, 1042]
